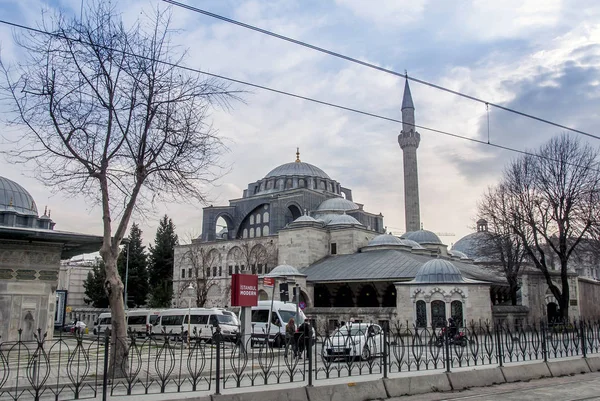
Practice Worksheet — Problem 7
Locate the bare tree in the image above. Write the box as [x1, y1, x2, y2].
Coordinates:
[238, 239, 278, 274]
[496, 134, 600, 320]
[478, 185, 527, 305]
[0, 3, 240, 370]
[180, 246, 219, 307]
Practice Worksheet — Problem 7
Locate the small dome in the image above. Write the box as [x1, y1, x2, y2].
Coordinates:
[452, 231, 491, 259]
[326, 214, 362, 227]
[0, 176, 38, 216]
[317, 198, 358, 212]
[265, 264, 306, 277]
[402, 239, 425, 249]
[265, 162, 330, 179]
[414, 259, 463, 283]
[368, 234, 404, 247]
[448, 249, 469, 259]
[293, 214, 318, 223]
[404, 230, 442, 245]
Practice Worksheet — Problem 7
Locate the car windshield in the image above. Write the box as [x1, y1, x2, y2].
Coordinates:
[278, 309, 305, 326]
[216, 314, 236, 325]
[334, 326, 368, 337]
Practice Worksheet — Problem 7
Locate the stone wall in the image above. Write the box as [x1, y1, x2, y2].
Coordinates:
[278, 227, 328, 268]
[520, 270, 580, 322]
[578, 278, 600, 318]
[0, 241, 62, 341]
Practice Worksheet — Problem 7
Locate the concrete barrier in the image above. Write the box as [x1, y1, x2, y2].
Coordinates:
[212, 387, 308, 401]
[501, 362, 551, 382]
[546, 358, 590, 376]
[447, 367, 505, 390]
[409, 373, 451, 395]
[585, 356, 600, 372]
[305, 378, 387, 401]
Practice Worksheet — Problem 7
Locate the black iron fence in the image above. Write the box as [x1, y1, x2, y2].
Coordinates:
[1, 320, 599, 401]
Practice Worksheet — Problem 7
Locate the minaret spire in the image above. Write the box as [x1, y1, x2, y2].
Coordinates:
[398, 78, 421, 233]
[295, 147, 301, 163]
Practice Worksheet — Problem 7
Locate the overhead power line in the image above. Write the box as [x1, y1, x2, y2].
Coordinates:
[163, 0, 600, 141]
[0, 18, 598, 174]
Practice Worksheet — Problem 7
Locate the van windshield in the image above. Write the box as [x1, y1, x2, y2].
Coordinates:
[278, 310, 304, 325]
[216, 314, 237, 325]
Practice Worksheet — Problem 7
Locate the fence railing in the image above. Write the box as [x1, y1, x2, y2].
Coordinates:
[1, 320, 598, 401]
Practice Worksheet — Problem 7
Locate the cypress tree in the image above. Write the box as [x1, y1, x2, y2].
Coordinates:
[83, 258, 110, 308]
[118, 223, 149, 308]
[148, 215, 178, 307]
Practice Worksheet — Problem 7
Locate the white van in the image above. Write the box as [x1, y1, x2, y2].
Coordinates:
[93, 312, 111, 336]
[250, 300, 310, 347]
[127, 309, 161, 337]
[155, 308, 239, 341]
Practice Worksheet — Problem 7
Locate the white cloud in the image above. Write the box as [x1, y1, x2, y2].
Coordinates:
[334, 0, 427, 25]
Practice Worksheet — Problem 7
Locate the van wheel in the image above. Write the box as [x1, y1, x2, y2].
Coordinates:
[273, 334, 283, 348]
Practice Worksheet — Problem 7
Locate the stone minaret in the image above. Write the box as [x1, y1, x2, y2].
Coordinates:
[397, 79, 421, 233]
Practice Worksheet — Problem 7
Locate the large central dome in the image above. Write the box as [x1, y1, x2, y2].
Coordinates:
[265, 161, 330, 179]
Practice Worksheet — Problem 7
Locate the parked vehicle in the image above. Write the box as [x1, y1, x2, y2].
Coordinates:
[323, 323, 383, 361]
[93, 313, 111, 336]
[249, 300, 312, 347]
[127, 309, 161, 337]
[64, 320, 87, 334]
[154, 308, 239, 341]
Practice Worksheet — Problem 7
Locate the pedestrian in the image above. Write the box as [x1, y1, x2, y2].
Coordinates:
[297, 321, 312, 358]
[285, 318, 296, 358]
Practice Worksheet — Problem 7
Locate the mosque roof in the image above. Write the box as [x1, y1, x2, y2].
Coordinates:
[414, 259, 463, 283]
[265, 161, 330, 179]
[265, 264, 306, 277]
[317, 198, 359, 212]
[300, 249, 504, 284]
[367, 234, 404, 247]
[326, 214, 362, 227]
[0, 176, 38, 216]
[403, 230, 443, 245]
[452, 231, 491, 260]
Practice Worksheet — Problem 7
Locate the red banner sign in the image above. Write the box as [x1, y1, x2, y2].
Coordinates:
[263, 277, 275, 287]
[231, 274, 259, 307]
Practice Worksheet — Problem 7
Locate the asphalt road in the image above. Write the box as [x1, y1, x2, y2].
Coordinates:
[386, 371, 600, 401]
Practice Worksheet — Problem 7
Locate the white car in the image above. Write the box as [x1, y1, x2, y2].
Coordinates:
[322, 323, 383, 361]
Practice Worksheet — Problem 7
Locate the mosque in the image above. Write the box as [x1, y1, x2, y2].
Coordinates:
[173, 80, 600, 330]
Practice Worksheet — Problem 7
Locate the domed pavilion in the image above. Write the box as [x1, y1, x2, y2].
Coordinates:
[0, 176, 103, 341]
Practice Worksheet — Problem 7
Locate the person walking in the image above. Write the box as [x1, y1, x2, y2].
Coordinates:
[285, 318, 296, 358]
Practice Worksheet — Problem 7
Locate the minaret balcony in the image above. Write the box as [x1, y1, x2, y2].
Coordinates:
[398, 130, 421, 149]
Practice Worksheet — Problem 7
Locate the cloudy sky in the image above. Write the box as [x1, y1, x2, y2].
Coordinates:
[1, 0, 599, 249]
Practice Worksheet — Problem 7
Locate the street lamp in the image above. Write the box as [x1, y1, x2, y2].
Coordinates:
[186, 283, 195, 347]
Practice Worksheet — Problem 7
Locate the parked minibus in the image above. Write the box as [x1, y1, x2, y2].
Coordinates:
[249, 300, 311, 347]
[154, 308, 239, 341]
[93, 312, 111, 335]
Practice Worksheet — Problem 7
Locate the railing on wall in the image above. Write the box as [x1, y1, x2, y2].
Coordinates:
[0, 320, 598, 401]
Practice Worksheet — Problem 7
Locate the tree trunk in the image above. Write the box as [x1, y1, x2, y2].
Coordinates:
[103, 251, 128, 378]
[560, 260, 570, 322]
[510, 286, 518, 306]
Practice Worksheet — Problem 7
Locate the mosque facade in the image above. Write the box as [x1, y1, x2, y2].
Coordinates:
[173, 80, 600, 331]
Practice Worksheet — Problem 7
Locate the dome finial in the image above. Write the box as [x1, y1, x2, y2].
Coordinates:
[420, 222, 423, 230]
[8, 197, 13, 207]
[295, 147, 301, 163]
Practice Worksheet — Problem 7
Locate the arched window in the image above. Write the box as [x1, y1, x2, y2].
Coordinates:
[382, 284, 397, 307]
[242, 228, 248, 238]
[357, 284, 379, 307]
[334, 285, 354, 307]
[286, 179, 293, 189]
[263, 225, 270, 236]
[249, 228, 255, 238]
[314, 285, 332, 307]
[256, 226, 262, 237]
[416, 300, 427, 328]
[263, 212, 269, 223]
[431, 300, 446, 328]
[299, 179, 305, 188]
[451, 300, 463, 327]
[256, 213, 261, 224]
[258, 290, 269, 301]
[249, 215, 255, 225]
